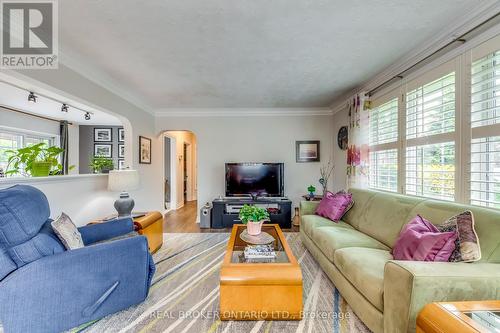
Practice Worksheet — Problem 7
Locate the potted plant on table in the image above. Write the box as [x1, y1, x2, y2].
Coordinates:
[307, 185, 316, 200]
[5, 143, 65, 177]
[89, 155, 114, 174]
[239, 204, 270, 236]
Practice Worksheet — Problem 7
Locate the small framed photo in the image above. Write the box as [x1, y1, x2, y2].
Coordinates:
[118, 159, 125, 170]
[118, 128, 125, 142]
[118, 144, 125, 158]
[94, 144, 112, 158]
[139, 136, 152, 164]
[94, 128, 112, 142]
[296, 140, 320, 162]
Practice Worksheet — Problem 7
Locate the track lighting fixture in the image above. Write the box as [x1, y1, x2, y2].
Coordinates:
[61, 103, 69, 112]
[84, 112, 91, 120]
[28, 91, 37, 103]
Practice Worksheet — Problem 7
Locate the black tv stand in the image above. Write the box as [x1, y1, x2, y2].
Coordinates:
[211, 197, 292, 229]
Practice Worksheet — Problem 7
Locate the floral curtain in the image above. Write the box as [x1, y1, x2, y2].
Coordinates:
[346, 92, 370, 189]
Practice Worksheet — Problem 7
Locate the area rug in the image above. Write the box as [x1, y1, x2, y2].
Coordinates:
[72, 233, 371, 333]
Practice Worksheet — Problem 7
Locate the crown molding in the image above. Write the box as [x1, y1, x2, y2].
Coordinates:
[154, 107, 334, 117]
[58, 47, 154, 114]
[329, 0, 500, 110]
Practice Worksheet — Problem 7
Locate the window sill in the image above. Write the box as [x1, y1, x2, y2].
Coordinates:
[0, 174, 108, 186]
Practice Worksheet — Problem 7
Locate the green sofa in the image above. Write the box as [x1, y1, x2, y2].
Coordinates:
[300, 188, 500, 333]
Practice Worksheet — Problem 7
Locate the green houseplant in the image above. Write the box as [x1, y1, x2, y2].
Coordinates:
[307, 185, 316, 199]
[5, 143, 65, 177]
[239, 204, 270, 236]
[89, 155, 114, 174]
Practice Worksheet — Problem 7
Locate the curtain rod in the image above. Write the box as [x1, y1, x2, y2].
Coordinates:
[1, 105, 73, 125]
[368, 11, 500, 97]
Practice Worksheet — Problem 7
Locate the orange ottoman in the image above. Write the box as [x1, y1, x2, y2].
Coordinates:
[134, 211, 164, 253]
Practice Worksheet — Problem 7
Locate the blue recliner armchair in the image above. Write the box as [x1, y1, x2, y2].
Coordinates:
[0, 185, 156, 333]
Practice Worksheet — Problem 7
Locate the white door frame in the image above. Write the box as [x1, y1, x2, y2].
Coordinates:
[162, 133, 177, 212]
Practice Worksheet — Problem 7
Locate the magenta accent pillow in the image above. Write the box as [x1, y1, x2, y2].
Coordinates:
[392, 215, 457, 261]
[315, 191, 353, 222]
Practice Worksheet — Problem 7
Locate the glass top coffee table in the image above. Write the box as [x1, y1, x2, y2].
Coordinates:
[220, 224, 303, 321]
[230, 224, 290, 263]
[418, 300, 500, 332]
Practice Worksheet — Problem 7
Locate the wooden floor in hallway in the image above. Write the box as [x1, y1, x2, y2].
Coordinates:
[163, 200, 299, 233]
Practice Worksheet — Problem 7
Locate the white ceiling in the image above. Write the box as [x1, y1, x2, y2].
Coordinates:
[59, 0, 480, 109]
[0, 82, 121, 125]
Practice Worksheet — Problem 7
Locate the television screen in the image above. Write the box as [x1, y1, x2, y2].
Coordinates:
[225, 163, 284, 197]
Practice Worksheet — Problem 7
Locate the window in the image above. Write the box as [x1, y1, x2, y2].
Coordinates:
[470, 49, 500, 208]
[369, 96, 398, 192]
[0, 129, 57, 176]
[405, 71, 456, 201]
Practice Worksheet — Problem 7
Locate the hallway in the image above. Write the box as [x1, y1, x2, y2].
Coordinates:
[163, 200, 200, 233]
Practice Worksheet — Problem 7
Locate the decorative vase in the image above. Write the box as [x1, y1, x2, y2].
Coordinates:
[309, 192, 315, 200]
[31, 162, 51, 177]
[246, 220, 264, 236]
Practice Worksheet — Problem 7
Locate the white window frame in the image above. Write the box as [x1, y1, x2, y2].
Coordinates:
[369, 88, 400, 192]
[467, 34, 500, 207]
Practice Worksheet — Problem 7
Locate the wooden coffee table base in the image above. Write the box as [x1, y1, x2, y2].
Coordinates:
[219, 225, 303, 321]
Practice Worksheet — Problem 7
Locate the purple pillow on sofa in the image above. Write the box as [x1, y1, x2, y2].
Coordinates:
[315, 191, 353, 222]
[392, 215, 457, 261]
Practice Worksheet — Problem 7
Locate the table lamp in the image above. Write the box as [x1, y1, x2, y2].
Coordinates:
[108, 169, 140, 217]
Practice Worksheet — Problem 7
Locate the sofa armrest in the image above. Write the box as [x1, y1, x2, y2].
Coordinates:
[0, 236, 155, 333]
[78, 217, 134, 245]
[384, 260, 500, 333]
[300, 201, 319, 216]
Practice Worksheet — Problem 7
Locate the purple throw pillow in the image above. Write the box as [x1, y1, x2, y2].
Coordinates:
[392, 215, 457, 261]
[315, 191, 353, 222]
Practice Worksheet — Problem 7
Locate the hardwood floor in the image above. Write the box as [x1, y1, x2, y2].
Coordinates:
[164, 200, 299, 233]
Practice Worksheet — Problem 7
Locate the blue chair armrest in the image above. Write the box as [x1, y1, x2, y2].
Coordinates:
[0, 236, 155, 333]
[78, 217, 134, 245]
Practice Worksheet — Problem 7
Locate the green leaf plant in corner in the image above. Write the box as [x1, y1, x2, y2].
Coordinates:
[5, 143, 65, 177]
[238, 204, 270, 224]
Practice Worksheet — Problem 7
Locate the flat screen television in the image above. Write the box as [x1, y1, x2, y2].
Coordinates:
[225, 163, 284, 197]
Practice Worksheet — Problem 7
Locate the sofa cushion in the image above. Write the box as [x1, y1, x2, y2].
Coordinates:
[334, 247, 392, 311]
[315, 191, 353, 221]
[0, 185, 51, 247]
[344, 188, 424, 248]
[311, 226, 389, 262]
[8, 221, 65, 267]
[301, 214, 354, 239]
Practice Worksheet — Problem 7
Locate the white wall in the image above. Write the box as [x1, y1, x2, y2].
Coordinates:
[156, 114, 335, 213]
[0, 65, 163, 224]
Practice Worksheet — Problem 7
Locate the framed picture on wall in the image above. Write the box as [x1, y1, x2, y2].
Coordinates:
[139, 136, 152, 164]
[94, 144, 112, 157]
[296, 140, 320, 162]
[118, 128, 125, 142]
[94, 128, 112, 142]
[118, 159, 125, 170]
[118, 144, 125, 158]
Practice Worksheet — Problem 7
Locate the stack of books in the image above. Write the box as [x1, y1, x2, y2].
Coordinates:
[244, 244, 277, 260]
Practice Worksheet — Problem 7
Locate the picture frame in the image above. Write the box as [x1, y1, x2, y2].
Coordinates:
[118, 128, 125, 142]
[337, 126, 348, 151]
[296, 140, 320, 162]
[139, 136, 152, 164]
[118, 159, 125, 170]
[94, 128, 112, 142]
[94, 144, 112, 158]
[118, 144, 125, 158]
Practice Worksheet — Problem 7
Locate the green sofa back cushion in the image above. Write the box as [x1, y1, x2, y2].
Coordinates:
[343, 188, 500, 263]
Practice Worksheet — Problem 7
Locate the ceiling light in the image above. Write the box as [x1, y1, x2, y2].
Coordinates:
[61, 103, 69, 112]
[84, 112, 91, 120]
[28, 91, 37, 103]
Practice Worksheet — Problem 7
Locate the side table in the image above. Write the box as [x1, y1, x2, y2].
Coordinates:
[89, 211, 164, 254]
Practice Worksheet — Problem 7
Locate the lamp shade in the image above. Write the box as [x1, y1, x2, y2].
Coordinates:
[108, 169, 140, 192]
